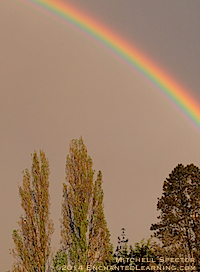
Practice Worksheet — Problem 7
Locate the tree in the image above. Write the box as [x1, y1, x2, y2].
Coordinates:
[59, 137, 112, 271]
[52, 250, 68, 272]
[130, 238, 158, 263]
[151, 164, 200, 270]
[113, 230, 158, 272]
[10, 150, 54, 272]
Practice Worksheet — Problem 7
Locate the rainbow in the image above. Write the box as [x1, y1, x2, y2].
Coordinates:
[20, 0, 200, 132]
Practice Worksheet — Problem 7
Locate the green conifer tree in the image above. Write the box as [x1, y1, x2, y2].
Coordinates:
[151, 164, 200, 271]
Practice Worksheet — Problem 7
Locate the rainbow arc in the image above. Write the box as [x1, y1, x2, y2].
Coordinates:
[22, 0, 200, 132]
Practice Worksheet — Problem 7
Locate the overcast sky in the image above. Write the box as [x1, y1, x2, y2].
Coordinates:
[1, 1, 200, 270]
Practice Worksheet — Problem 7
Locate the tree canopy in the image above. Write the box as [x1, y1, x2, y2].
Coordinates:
[112, 229, 158, 272]
[10, 150, 54, 272]
[9, 143, 200, 271]
[151, 163, 200, 270]
[57, 137, 112, 271]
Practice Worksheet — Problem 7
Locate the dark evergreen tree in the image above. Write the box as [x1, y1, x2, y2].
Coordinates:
[151, 164, 200, 271]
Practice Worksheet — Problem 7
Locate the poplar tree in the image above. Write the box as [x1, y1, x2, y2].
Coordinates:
[10, 150, 54, 272]
[59, 137, 112, 270]
[151, 164, 200, 271]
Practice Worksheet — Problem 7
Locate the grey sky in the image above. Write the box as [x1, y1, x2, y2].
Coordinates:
[68, 0, 200, 98]
[1, 1, 200, 270]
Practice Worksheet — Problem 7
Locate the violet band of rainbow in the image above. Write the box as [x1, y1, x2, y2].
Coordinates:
[19, 0, 200, 132]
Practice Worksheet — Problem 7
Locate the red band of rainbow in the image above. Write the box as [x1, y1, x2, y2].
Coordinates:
[19, 0, 200, 132]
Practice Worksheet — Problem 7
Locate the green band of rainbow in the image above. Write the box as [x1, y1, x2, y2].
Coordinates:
[21, 0, 200, 132]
